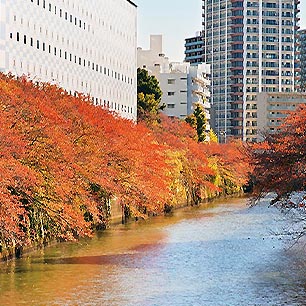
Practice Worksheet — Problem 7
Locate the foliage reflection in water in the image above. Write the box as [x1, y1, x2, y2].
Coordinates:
[1, 197, 306, 306]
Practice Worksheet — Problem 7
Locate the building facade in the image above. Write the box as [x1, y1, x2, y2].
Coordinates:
[137, 35, 170, 75]
[185, 31, 204, 65]
[137, 35, 211, 123]
[160, 62, 211, 122]
[257, 92, 306, 140]
[202, 0, 301, 142]
[0, 0, 137, 120]
[298, 29, 306, 92]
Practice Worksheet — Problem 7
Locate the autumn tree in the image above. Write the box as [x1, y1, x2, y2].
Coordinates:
[249, 104, 306, 205]
[203, 141, 251, 196]
[0, 72, 251, 258]
[0, 73, 172, 256]
[153, 115, 218, 206]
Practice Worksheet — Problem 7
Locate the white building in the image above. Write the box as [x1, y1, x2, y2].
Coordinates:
[0, 0, 137, 121]
[158, 63, 189, 119]
[160, 62, 211, 121]
[137, 35, 170, 76]
[137, 35, 211, 123]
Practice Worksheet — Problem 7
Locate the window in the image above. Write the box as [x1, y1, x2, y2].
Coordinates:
[168, 92, 175, 96]
[168, 79, 175, 85]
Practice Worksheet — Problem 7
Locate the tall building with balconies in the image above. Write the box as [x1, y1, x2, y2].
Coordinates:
[202, 0, 301, 142]
[185, 32, 205, 65]
[298, 29, 306, 92]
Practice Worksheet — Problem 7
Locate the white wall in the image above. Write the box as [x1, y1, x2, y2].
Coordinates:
[159, 72, 189, 118]
[0, 0, 137, 121]
[137, 35, 170, 75]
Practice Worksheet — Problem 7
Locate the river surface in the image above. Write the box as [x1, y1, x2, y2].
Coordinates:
[1, 197, 306, 306]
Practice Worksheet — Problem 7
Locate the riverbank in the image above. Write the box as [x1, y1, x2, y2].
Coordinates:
[0, 192, 246, 262]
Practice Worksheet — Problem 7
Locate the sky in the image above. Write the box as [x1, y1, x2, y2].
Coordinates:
[136, 0, 306, 63]
[136, 0, 202, 62]
[301, 0, 306, 29]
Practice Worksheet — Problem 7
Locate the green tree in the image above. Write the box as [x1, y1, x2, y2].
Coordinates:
[137, 68, 165, 123]
[185, 104, 208, 142]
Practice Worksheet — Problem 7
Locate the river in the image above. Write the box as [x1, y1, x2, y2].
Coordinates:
[1, 197, 306, 306]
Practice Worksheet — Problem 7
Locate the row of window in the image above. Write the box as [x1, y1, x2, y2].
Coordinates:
[12, 13, 133, 75]
[166, 101, 187, 109]
[167, 90, 188, 96]
[10, 31, 134, 86]
[28, 0, 134, 42]
[30, 0, 90, 32]
[93, 98, 135, 115]
[12, 58, 135, 115]
[185, 45, 204, 51]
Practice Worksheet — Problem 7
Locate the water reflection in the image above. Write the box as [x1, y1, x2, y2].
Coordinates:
[1, 198, 306, 305]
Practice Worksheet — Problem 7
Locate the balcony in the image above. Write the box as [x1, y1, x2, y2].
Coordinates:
[193, 89, 211, 98]
[193, 77, 211, 87]
[267, 105, 297, 111]
[185, 41, 204, 48]
[267, 113, 288, 119]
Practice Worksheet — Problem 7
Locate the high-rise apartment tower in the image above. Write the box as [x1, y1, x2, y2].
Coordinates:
[298, 29, 306, 92]
[202, 0, 300, 142]
[185, 32, 205, 65]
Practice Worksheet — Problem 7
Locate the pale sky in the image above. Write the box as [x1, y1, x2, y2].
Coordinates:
[136, 0, 202, 62]
[301, 0, 306, 29]
[136, 0, 306, 62]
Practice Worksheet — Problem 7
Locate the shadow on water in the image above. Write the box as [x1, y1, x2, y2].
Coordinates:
[37, 242, 165, 266]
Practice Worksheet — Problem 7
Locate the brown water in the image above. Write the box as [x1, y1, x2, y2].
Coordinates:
[1, 197, 306, 306]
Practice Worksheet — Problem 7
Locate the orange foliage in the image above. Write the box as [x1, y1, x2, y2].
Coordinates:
[150, 115, 249, 205]
[249, 104, 306, 202]
[0, 74, 170, 248]
[0, 74, 250, 251]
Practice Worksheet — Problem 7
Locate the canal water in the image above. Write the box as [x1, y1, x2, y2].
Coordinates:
[1, 197, 306, 306]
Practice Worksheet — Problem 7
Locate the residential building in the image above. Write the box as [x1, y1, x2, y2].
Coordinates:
[185, 31, 204, 65]
[299, 29, 306, 92]
[202, 0, 301, 142]
[0, 0, 137, 121]
[158, 64, 190, 119]
[137, 35, 211, 124]
[257, 92, 306, 140]
[160, 62, 211, 122]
